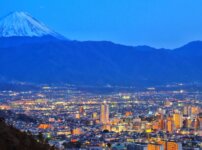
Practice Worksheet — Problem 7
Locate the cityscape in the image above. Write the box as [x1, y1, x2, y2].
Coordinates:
[1, 0, 202, 150]
[0, 83, 202, 149]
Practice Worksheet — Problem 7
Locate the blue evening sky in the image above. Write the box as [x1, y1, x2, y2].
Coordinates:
[0, 0, 202, 48]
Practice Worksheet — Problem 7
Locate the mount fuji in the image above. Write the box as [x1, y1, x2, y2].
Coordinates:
[0, 11, 202, 87]
[0, 11, 65, 39]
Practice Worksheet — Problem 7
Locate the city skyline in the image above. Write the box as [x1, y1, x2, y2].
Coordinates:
[1, 84, 202, 149]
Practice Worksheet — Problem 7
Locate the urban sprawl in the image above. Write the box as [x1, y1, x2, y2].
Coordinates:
[0, 84, 202, 150]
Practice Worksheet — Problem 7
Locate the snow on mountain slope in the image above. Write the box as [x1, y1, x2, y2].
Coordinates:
[0, 11, 65, 39]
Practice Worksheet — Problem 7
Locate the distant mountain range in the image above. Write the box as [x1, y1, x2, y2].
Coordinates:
[0, 11, 202, 86]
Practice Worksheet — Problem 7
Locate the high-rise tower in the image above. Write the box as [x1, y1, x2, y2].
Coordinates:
[100, 101, 109, 124]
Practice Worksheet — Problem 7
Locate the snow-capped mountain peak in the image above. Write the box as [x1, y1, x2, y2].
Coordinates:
[0, 11, 65, 39]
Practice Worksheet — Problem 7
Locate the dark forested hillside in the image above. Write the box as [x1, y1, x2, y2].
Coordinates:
[0, 118, 55, 150]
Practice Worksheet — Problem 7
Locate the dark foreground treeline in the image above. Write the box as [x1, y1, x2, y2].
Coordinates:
[0, 118, 55, 150]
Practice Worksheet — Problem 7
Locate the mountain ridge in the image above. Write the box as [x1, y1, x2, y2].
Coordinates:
[0, 12, 202, 86]
[0, 36, 202, 86]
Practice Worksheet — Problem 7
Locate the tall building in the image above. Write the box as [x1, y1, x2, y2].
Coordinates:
[159, 118, 164, 130]
[156, 141, 182, 150]
[166, 117, 173, 133]
[148, 143, 164, 150]
[183, 105, 191, 116]
[191, 106, 200, 116]
[187, 118, 192, 128]
[79, 106, 85, 115]
[198, 113, 202, 136]
[158, 141, 167, 150]
[193, 117, 200, 130]
[167, 142, 182, 150]
[173, 113, 182, 129]
[199, 113, 202, 129]
[100, 102, 109, 124]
